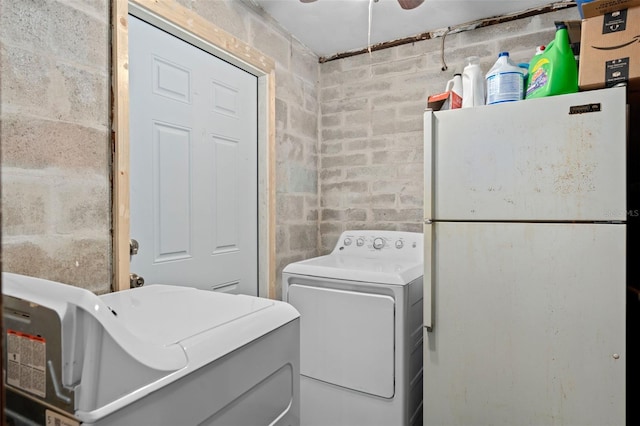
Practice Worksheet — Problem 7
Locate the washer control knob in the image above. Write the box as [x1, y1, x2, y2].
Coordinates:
[356, 238, 365, 247]
[395, 240, 404, 249]
[373, 237, 385, 250]
[344, 238, 352, 246]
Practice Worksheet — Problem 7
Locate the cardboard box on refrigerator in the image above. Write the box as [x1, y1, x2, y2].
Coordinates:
[427, 91, 462, 111]
[578, 0, 640, 91]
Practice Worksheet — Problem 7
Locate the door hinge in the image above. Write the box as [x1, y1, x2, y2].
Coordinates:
[129, 239, 139, 256]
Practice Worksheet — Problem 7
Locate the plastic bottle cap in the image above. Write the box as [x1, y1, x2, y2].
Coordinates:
[498, 52, 509, 57]
[539, 45, 546, 51]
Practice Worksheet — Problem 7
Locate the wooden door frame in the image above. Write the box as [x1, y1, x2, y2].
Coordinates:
[112, 0, 276, 298]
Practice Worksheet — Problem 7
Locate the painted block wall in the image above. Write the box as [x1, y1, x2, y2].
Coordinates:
[318, 7, 578, 253]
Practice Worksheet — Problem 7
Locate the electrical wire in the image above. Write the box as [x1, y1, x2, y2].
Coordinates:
[368, 0, 374, 57]
[440, 27, 450, 71]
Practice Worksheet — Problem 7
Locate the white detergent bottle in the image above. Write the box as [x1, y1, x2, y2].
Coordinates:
[485, 51, 524, 105]
[461, 56, 485, 108]
[445, 73, 463, 109]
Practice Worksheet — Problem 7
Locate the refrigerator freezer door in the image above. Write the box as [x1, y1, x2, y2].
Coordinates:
[427, 87, 626, 222]
[424, 222, 625, 425]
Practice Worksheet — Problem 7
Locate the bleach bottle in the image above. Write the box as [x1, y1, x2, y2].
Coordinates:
[525, 23, 578, 99]
[485, 52, 524, 105]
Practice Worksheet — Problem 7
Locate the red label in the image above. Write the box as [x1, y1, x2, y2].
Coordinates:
[7, 329, 46, 343]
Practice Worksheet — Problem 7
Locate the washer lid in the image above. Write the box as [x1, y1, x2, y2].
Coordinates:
[100, 285, 280, 345]
[100, 284, 300, 374]
[283, 254, 423, 285]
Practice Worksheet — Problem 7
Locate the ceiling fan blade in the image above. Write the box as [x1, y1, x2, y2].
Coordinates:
[397, 0, 424, 9]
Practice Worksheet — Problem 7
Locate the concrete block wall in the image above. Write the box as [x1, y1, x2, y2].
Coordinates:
[1, 0, 112, 293]
[1, 0, 320, 297]
[318, 7, 577, 253]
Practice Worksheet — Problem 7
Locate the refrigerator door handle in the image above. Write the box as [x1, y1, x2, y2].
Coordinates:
[424, 110, 434, 331]
[424, 221, 433, 331]
[423, 110, 434, 221]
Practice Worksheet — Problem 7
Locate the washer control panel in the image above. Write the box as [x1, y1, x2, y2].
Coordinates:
[334, 230, 421, 257]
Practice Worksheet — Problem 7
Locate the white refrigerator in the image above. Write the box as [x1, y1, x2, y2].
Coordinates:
[423, 86, 626, 425]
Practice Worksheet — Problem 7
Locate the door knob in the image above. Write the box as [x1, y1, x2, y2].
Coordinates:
[130, 273, 145, 288]
[130, 239, 139, 256]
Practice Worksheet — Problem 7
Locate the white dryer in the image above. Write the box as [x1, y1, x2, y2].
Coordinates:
[282, 230, 423, 426]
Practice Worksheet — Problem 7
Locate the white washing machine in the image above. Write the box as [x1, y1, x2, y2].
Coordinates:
[282, 230, 424, 426]
[3, 273, 300, 426]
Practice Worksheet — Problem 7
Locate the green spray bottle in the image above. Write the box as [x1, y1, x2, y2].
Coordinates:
[525, 23, 578, 99]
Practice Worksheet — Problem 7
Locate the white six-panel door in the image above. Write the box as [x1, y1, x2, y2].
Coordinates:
[129, 15, 258, 295]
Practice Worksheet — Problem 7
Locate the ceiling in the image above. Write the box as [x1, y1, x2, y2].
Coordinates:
[250, 0, 573, 59]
